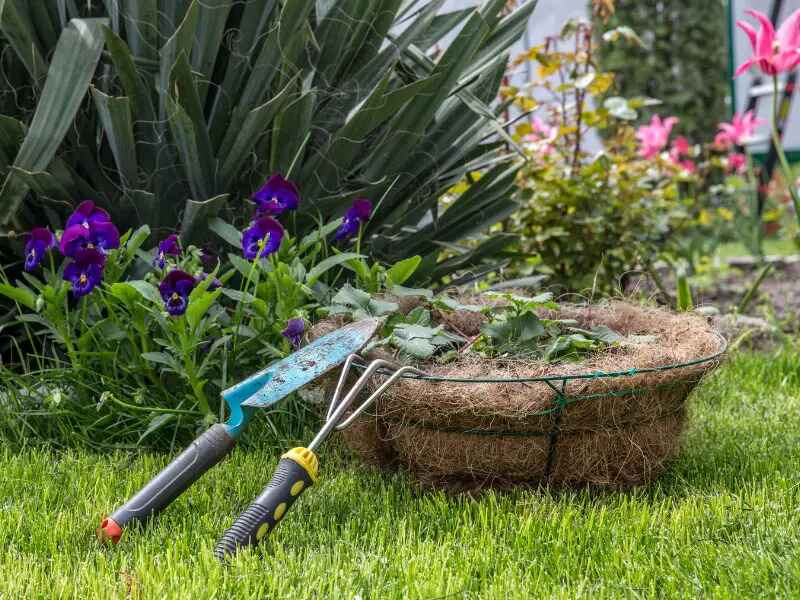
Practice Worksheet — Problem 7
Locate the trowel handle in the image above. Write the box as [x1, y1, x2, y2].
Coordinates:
[214, 447, 318, 560]
[97, 424, 236, 544]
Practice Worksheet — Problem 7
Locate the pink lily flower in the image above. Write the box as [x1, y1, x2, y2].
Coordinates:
[636, 115, 678, 159]
[715, 110, 765, 148]
[735, 9, 800, 77]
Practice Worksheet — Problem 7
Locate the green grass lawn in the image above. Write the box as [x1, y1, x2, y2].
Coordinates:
[2, 350, 799, 599]
[716, 238, 798, 260]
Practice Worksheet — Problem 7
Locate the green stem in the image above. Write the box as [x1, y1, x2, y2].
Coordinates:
[106, 395, 205, 417]
[230, 257, 259, 364]
[62, 294, 78, 369]
[179, 321, 212, 417]
[744, 151, 763, 260]
[771, 76, 800, 225]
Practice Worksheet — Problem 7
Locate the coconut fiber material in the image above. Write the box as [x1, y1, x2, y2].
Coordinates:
[311, 301, 724, 492]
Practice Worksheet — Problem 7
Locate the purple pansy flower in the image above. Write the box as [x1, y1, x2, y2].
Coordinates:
[24, 227, 55, 271]
[198, 272, 222, 291]
[242, 217, 284, 260]
[63, 248, 106, 298]
[335, 198, 373, 241]
[282, 318, 305, 349]
[154, 234, 181, 269]
[65, 200, 111, 229]
[250, 174, 300, 216]
[60, 222, 120, 257]
[159, 270, 196, 317]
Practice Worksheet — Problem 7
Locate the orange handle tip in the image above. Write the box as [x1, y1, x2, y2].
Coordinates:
[96, 518, 123, 545]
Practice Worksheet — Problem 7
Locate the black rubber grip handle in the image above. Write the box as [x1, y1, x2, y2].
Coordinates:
[214, 447, 317, 560]
[98, 424, 235, 543]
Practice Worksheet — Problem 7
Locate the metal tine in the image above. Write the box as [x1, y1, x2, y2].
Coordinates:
[308, 358, 428, 451]
[334, 365, 427, 431]
[326, 354, 365, 422]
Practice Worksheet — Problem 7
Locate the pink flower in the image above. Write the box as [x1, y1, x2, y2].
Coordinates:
[715, 111, 765, 148]
[636, 115, 678, 159]
[523, 117, 558, 154]
[727, 152, 748, 174]
[668, 136, 696, 174]
[735, 9, 800, 77]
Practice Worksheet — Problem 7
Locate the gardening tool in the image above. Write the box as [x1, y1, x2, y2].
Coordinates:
[214, 354, 427, 560]
[97, 319, 381, 545]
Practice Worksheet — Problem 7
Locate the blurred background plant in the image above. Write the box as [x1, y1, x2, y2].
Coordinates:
[485, 14, 792, 299]
[593, 0, 729, 143]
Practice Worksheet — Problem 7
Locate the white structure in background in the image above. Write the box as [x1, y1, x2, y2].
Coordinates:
[442, 0, 596, 148]
[729, 0, 800, 156]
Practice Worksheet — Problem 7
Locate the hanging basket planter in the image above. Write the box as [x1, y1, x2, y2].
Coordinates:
[313, 301, 726, 492]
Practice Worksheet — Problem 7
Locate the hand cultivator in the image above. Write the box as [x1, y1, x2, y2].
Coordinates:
[97, 318, 424, 560]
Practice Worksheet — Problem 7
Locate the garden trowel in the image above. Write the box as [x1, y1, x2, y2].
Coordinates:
[97, 318, 380, 544]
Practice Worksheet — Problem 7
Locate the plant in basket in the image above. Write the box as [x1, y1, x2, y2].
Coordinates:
[312, 287, 726, 492]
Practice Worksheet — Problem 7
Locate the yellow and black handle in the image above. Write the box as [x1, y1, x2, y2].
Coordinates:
[213, 447, 318, 560]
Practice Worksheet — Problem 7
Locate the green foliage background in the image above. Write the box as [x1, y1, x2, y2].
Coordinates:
[593, 0, 729, 142]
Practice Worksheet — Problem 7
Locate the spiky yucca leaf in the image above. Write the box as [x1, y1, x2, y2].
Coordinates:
[0, 0, 537, 281]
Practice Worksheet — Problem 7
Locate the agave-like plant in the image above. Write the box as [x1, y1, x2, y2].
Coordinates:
[0, 0, 535, 280]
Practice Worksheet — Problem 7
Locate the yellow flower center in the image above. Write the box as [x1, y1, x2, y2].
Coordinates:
[171, 292, 180, 301]
[87, 243, 95, 249]
[79, 274, 88, 284]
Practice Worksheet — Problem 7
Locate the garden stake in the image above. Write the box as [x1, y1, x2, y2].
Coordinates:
[97, 319, 381, 545]
[214, 355, 427, 560]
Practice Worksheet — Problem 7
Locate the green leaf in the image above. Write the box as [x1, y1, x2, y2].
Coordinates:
[331, 284, 398, 319]
[0, 282, 37, 310]
[589, 325, 623, 345]
[128, 280, 162, 305]
[218, 78, 295, 187]
[390, 323, 461, 359]
[306, 252, 364, 286]
[603, 96, 638, 120]
[108, 282, 140, 307]
[0, 18, 107, 225]
[124, 225, 151, 257]
[481, 313, 546, 345]
[602, 26, 645, 47]
[187, 289, 222, 329]
[139, 414, 176, 444]
[574, 72, 595, 89]
[388, 285, 433, 299]
[141, 352, 175, 367]
[435, 295, 484, 313]
[0, 0, 49, 81]
[209, 218, 242, 248]
[181, 194, 228, 244]
[676, 272, 694, 312]
[386, 255, 421, 287]
[90, 87, 137, 186]
[228, 253, 257, 279]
